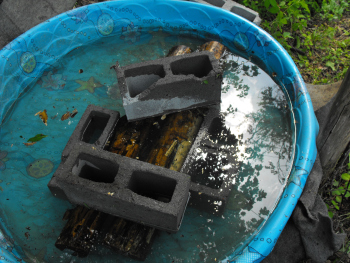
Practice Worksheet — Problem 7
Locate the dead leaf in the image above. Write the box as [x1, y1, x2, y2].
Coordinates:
[23, 142, 37, 146]
[61, 112, 70, 121]
[35, 110, 48, 126]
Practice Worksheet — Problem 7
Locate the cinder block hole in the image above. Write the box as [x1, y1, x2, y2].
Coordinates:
[204, 0, 225, 7]
[73, 154, 118, 183]
[128, 171, 176, 203]
[125, 65, 166, 98]
[170, 55, 213, 78]
[230, 6, 256, 22]
[82, 111, 110, 144]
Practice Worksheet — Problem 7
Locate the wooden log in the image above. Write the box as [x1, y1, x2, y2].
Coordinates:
[103, 217, 156, 261]
[199, 41, 226, 60]
[55, 206, 107, 257]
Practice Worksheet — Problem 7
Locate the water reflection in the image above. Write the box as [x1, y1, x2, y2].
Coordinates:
[220, 53, 294, 224]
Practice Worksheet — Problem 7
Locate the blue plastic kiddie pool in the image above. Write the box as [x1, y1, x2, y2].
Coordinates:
[0, 0, 318, 262]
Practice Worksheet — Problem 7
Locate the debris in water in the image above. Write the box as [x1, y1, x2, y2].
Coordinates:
[61, 112, 71, 121]
[165, 140, 177, 157]
[27, 134, 48, 143]
[25, 232, 30, 239]
[161, 114, 166, 120]
[26, 227, 31, 230]
[23, 142, 37, 146]
[35, 109, 48, 126]
[70, 108, 78, 118]
[79, 69, 83, 73]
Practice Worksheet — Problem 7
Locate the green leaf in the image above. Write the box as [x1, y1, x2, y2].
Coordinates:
[202, 80, 209, 84]
[328, 211, 334, 218]
[280, 18, 288, 25]
[283, 32, 292, 38]
[341, 173, 350, 181]
[332, 190, 341, 196]
[269, 0, 278, 7]
[269, 6, 279, 14]
[348, 163, 350, 170]
[296, 36, 301, 48]
[300, 1, 310, 13]
[264, 0, 271, 8]
[333, 180, 339, 187]
[345, 192, 350, 198]
[332, 200, 340, 210]
[279, 1, 286, 7]
[27, 134, 48, 143]
[336, 195, 342, 203]
[326, 61, 336, 71]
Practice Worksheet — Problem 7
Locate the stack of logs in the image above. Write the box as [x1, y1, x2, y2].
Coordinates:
[54, 41, 226, 260]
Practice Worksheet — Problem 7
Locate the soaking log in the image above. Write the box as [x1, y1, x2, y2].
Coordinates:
[55, 41, 226, 260]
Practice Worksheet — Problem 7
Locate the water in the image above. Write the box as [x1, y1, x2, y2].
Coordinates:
[0, 30, 294, 262]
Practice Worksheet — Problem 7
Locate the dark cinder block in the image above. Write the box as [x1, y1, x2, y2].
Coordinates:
[61, 105, 120, 161]
[181, 106, 240, 214]
[114, 51, 222, 121]
[223, 1, 262, 26]
[190, 0, 262, 26]
[48, 143, 191, 233]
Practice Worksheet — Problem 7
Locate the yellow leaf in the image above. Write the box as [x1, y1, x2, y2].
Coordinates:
[35, 110, 48, 126]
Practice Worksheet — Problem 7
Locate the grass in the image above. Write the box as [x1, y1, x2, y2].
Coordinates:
[237, 0, 350, 84]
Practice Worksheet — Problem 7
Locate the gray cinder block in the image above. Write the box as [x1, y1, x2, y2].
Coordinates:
[182, 106, 240, 214]
[189, 0, 262, 26]
[48, 143, 191, 233]
[114, 51, 222, 122]
[61, 105, 120, 161]
[222, 1, 262, 26]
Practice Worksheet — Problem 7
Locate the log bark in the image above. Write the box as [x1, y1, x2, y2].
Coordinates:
[316, 67, 350, 179]
[55, 206, 107, 257]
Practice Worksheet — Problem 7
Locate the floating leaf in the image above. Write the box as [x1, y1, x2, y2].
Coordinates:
[341, 173, 350, 181]
[35, 110, 48, 126]
[27, 134, 47, 143]
[23, 142, 37, 146]
[61, 111, 70, 121]
[202, 80, 209, 84]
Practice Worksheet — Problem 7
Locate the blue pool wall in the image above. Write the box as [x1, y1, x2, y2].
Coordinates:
[0, 0, 319, 262]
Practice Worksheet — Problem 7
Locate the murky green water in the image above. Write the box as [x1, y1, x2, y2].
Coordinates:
[0, 29, 294, 262]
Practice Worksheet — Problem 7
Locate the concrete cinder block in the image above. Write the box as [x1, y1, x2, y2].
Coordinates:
[61, 105, 120, 161]
[114, 51, 222, 121]
[48, 143, 191, 233]
[181, 106, 240, 214]
[222, 1, 262, 26]
[189, 0, 262, 26]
